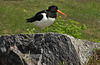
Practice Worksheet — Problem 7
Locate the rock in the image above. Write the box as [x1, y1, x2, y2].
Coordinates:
[66, 35, 100, 65]
[0, 33, 99, 65]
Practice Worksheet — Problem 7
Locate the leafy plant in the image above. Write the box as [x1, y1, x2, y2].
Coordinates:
[45, 19, 87, 38]
[90, 39, 100, 43]
[26, 28, 35, 34]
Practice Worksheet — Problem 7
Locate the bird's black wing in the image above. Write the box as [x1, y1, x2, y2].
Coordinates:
[26, 10, 47, 23]
[26, 14, 43, 23]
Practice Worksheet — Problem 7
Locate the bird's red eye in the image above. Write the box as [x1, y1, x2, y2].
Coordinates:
[53, 7, 56, 9]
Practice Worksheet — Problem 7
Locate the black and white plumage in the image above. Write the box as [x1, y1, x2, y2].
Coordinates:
[26, 5, 66, 31]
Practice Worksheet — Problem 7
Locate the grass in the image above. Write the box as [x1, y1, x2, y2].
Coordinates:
[0, 0, 100, 42]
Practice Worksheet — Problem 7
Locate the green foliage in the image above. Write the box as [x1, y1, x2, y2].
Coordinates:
[90, 39, 100, 43]
[45, 19, 87, 38]
[81, 24, 87, 30]
[26, 28, 35, 34]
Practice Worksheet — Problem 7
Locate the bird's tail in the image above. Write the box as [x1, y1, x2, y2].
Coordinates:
[26, 19, 32, 23]
[26, 17, 35, 23]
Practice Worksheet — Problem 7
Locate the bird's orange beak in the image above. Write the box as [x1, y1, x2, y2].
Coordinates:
[57, 10, 66, 16]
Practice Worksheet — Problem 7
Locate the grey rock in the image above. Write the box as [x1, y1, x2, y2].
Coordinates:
[0, 33, 99, 65]
[64, 34, 100, 65]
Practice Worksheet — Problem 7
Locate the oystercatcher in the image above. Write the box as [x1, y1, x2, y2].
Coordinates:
[26, 5, 66, 32]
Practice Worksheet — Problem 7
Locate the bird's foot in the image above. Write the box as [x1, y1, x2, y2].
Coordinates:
[42, 29, 44, 32]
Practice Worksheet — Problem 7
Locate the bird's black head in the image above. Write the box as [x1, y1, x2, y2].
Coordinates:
[47, 5, 58, 12]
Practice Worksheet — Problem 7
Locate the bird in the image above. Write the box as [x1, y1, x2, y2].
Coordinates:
[26, 5, 66, 32]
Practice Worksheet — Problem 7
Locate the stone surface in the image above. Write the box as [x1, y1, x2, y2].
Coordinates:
[66, 35, 100, 65]
[0, 33, 100, 65]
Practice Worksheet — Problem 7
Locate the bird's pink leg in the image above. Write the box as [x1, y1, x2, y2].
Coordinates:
[42, 29, 44, 32]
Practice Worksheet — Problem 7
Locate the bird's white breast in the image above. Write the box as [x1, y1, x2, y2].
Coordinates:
[33, 13, 55, 29]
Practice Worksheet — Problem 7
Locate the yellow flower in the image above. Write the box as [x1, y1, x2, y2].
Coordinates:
[23, 9, 26, 12]
[59, 16, 62, 18]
